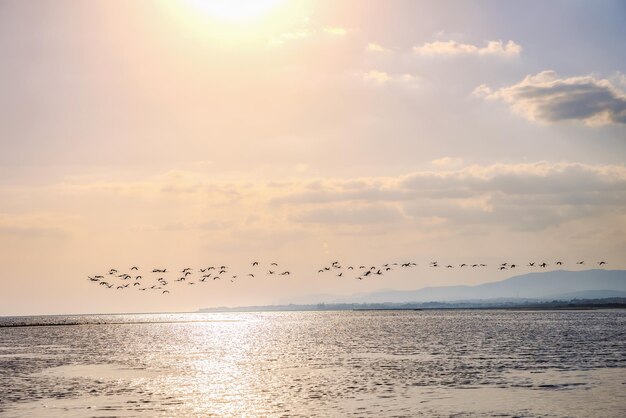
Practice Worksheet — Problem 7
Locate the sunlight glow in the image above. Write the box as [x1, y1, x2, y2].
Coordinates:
[185, 0, 284, 22]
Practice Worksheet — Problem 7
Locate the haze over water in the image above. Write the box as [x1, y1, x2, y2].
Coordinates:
[1, 311, 625, 417]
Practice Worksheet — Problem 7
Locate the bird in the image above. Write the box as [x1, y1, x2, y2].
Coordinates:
[252, 261, 259, 266]
[528, 262, 535, 267]
[598, 261, 607, 266]
[162, 290, 170, 294]
[555, 261, 563, 265]
[130, 266, 139, 271]
[270, 262, 278, 266]
[337, 272, 343, 277]
[248, 274, 254, 277]
[577, 261, 585, 265]
[539, 263, 548, 268]
[280, 271, 290, 275]
[268, 270, 275, 275]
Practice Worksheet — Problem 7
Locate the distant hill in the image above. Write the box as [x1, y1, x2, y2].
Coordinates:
[331, 269, 626, 303]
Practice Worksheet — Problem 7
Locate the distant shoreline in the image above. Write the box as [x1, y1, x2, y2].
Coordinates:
[353, 304, 626, 311]
[2, 299, 625, 318]
[199, 298, 626, 313]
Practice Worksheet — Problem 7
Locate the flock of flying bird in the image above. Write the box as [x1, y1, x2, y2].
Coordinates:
[87, 261, 291, 294]
[86, 259, 609, 295]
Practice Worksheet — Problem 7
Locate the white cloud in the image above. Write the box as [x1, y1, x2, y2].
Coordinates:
[366, 43, 388, 52]
[413, 40, 521, 57]
[267, 30, 311, 46]
[360, 70, 419, 87]
[432, 157, 464, 168]
[362, 70, 392, 84]
[475, 71, 626, 126]
[323, 27, 347, 36]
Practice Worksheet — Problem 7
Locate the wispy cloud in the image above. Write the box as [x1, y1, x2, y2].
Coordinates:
[475, 71, 626, 126]
[359, 70, 419, 87]
[323, 27, 347, 36]
[366, 43, 389, 52]
[414, 40, 521, 57]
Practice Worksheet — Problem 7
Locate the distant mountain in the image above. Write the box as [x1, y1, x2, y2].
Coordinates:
[330, 270, 626, 303]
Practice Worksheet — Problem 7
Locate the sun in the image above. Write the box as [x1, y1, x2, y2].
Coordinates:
[184, 0, 284, 22]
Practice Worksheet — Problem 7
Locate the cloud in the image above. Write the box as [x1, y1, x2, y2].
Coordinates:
[413, 40, 521, 57]
[323, 27, 347, 36]
[366, 43, 388, 52]
[360, 70, 419, 88]
[362, 70, 392, 84]
[274, 162, 626, 230]
[267, 30, 311, 46]
[475, 71, 626, 126]
[7, 162, 624, 237]
[0, 213, 71, 239]
[291, 204, 404, 225]
[432, 157, 464, 168]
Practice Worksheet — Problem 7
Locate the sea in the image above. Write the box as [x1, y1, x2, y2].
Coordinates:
[0, 310, 624, 417]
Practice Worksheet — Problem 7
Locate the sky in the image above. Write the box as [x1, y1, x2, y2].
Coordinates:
[1, 0, 625, 315]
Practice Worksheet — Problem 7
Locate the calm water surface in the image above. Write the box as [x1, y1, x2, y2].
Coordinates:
[0, 310, 625, 417]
